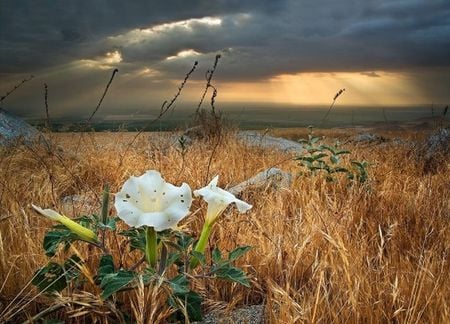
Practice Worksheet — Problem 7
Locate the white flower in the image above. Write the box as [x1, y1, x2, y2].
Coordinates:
[31, 204, 98, 243]
[114, 170, 192, 231]
[194, 175, 252, 225]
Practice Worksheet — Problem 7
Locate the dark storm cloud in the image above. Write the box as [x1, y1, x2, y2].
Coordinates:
[1, 0, 450, 80]
[0, 0, 283, 73]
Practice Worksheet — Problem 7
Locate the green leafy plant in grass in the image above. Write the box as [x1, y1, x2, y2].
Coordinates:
[295, 127, 369, 183]
[31, 171, 252, 322]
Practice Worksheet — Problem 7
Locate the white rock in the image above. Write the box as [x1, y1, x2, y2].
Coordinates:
[228, 168, 292, 195]
[237, 131, 303, 152]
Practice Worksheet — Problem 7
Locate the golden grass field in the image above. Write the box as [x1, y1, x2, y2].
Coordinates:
[0, 128, 448, 323]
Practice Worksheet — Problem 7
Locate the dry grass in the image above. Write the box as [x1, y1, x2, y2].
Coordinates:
[0, 129, 448, 323]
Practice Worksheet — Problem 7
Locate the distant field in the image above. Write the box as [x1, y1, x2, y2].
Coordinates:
[26, 104, 447, 131]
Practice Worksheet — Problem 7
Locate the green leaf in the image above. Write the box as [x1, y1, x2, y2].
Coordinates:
[212, 248, 222, 263]
[74, 215, 97, 228]
[169, 274, 190, 295]
[32, 255, 83, 293]
[119, 228, 146, 252]
[63, 255, 82, 281]
[320, 145, 336, 154]
[310, 136, 321, 144]
[190, 251, 206, 266]
[96, 217, 118, 231]
[169, 290, 203, 322]
[351, 161, 369, 183]
[214, 265, 250, 287]
[330, 155, 339, 164]
[166, 252, 182, 267]
[176, 232, 194, 250]
[32, 262, 67, 293]
[142, 268, 156, 284]
[297, 156, 314, 163]
[228, 246, 252, 262]
[96, 255, 115, 284]
[43, 320, 65, 324]
[168, 275, 203, 321]
[307, 148, 321, 154]
[100, 270, 136, 299]
[43, 229, 75, 257]
[313, 153, 328, 160]
[336, 150, 350, 155]
[183, 291, 203, 321]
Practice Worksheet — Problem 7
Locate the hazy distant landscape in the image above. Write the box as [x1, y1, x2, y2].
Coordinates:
[25, 104, 443, 131]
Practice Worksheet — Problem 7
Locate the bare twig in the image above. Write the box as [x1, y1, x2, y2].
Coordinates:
[75, 68, 119, 153]
[162, 61, 198, 116]
[44, 83, 51, 130]
[101, 184, 110, 248]
[87, 69, 119, 125]
[0, 75, 34, 106]
[22, 304, 64, 324]
[118, 61, 198, 167]
[203, 85, 222, 185]
[175, 136, 189, 183]
[440, 105, 448, 128]
[195, 54, 221, 117]
[204, 128, 221, 185]
[320, 88, 345, 126]
[130, 256, 146, 271]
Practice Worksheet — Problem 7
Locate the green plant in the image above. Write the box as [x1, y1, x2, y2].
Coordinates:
[31, 171, 252, 322]
[295, 127, 369, 183]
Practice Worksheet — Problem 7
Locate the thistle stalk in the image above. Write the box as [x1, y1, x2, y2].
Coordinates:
[101, 184, 109, 247]
[101, 184, 109, 225]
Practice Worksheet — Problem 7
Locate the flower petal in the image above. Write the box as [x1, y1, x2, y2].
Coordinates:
[32, 204, 97, 243]
[233, 198, 252, 213]
[135, 170, 166, 201]
[114, 198, 143, 227]
[31, 204, 60, 221]
[160, 182, 192, 221]
[133, 182, 192, 230]
[194, 175, 219, 198]
[195, 175, 252, 224]
[114, 170, 192, 230]
[210, 175, 219, 187]
[133, 211, 169, 231]
[116, 176, 146, 210]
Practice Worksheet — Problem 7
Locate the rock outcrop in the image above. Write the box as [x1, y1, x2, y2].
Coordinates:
[352, 133, 386, 144]
[228, 167, 292, 195]
[0, 108, 42, 146]
[237, 131, 303, 152]
[418, 128, 450, 173]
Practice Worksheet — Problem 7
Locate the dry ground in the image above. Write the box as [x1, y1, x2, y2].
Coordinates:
[0, 129, 448, 323]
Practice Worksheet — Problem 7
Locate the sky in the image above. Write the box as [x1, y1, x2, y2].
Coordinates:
[1, 0, 450, 118]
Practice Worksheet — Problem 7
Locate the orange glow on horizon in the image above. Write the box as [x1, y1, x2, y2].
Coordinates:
[211, 71, 429, 106]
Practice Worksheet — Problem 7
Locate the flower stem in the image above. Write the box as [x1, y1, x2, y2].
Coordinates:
[190, 222, 212, 269]
[145, 227, 157, 268]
